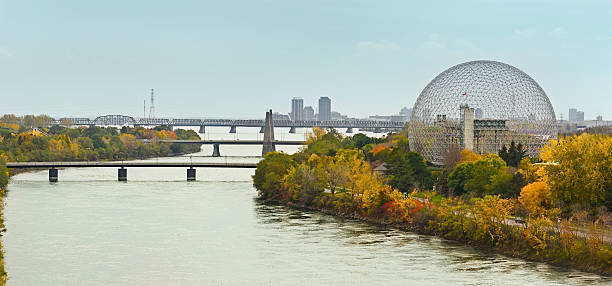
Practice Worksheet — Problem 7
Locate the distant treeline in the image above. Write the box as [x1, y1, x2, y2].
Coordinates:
[0, 123, 201, 162]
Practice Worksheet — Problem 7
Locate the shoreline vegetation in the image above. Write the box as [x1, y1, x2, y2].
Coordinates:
[253, 128, 612, 275]
[0, 114, 203, 284]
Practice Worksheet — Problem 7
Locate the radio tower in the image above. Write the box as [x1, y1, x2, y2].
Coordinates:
[149, 89, 155, 118]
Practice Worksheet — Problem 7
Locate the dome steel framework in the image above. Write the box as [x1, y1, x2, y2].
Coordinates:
[408, 60, 557, 164]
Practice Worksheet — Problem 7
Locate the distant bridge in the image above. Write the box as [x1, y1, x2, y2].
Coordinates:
[53, 114, 405, 133]
[6, 161, 258, 182]
[147, 139, 307, 157]
[152, 139, 306, 145]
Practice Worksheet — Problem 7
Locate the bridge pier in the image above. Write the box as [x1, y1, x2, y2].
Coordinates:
[262, 109, 276, 157]
[259, 126, 265, 133]
[212, 143, 221, 157]
[346, 127, 353, 133]
[49, 168, 58, 182]
[187, 167, 196, 181]
[118, 167, 127, 181]
[373, 127, 382, 133]
[229, 126, 236, 133]
[198, 125, 206, 133]
[289, 126, 296, 133]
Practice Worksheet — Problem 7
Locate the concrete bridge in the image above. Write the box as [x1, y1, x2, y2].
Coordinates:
[53, 114, 405, 133]
[6, 161, 258, 182]
[147, 139, 306, 157]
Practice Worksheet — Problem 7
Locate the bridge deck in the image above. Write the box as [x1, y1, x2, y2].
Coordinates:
[154, 139, 306, 145]
[6, 161, 258, 168]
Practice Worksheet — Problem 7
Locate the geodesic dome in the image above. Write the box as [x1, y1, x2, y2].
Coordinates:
[408, 60, 557, 164]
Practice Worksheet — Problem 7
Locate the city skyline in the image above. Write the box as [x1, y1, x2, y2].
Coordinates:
[0, 1, 611, 119]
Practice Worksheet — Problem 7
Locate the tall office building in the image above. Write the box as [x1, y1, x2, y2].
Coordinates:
[303, 106, 315, 121]
[291, 97, 304, 121]
[568, 108, 577, 122]
[576, 111, 584, 122]
[318, 96, 331, 121]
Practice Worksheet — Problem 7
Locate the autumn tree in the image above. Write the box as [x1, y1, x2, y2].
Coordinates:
[540, 134, 612, 213]
[459, 149, 481, 163]
[442, 144, 462, 171]
[519, 181, 553, 216]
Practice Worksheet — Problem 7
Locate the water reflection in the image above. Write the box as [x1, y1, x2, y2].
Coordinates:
[254, 200, 611, 286]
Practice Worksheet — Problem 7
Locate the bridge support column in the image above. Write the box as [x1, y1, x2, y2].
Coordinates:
[187, 167, 196, 181]
[346, 127, 353, 133]
[118, 167, 127, 181]
[259, 126, 265, 133]
[49, 168, 58, 182]
[198, 125, 206, 133]
[289, 126, 296, 133]
[262, 109, 276, 157]
[229, 126, 236, 133]
[212, 143, 221, 157]
[373, 127, 382, 133]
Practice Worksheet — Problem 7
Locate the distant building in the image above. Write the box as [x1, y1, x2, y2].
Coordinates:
[373, 163, 388, 176]
[331, 111, 347, 121]
[369, 115, 408, 122]
[475, 108, 483, 119]
[576, 111, 584, 122]
[318, 97, 331, 121]
[569, 108, 578, 122]
[303, 106, 315, 121]
[291, 97, 304, 121]
[596, 115, 603, 121]
[273, 112, 290, 120]
[370, 106, 412, 122]
[399, 107, 412, 118]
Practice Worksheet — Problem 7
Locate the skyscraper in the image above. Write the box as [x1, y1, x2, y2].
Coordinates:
[291, 97, 304, 121]
[303, 106, 315, 121]
[576, 111, 584, 122]
[568, 108, 577, 122]
[318, 96, 331, 121]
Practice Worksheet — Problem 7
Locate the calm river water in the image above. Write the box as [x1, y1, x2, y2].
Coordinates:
[3, 128, 611, 285]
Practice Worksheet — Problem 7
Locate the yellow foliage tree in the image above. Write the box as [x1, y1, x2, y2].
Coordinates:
[540, 134, 612, 211]
[517, 157, 542, 183]
[460, 149, 481, 163]
[306, 127, 326, 145]
[519, 181, 552, 216]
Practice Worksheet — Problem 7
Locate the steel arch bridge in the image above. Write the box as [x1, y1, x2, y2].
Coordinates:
[92, 115, 137, 126]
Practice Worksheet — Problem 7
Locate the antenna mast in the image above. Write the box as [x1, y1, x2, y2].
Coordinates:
[149, 89, 155, 118]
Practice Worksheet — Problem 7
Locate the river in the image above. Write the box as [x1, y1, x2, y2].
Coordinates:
[3, 128, 610, 285]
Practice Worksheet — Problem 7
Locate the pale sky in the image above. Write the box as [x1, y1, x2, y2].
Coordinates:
[0, 0, 611, 119]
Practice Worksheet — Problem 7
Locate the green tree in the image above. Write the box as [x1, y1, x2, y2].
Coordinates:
[385, 149, 432, 193]
[498, 141, 526, 167]
[252, 152, 295, 200]
[448, 161, 474, 196]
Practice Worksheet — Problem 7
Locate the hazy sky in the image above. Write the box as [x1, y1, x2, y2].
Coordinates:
[1, 0, 611, 119]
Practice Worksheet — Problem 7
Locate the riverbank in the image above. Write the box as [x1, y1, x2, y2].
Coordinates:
[252, 131, 612, 277]
[0, 158, 9, 285]
[263, 195, 612, 276]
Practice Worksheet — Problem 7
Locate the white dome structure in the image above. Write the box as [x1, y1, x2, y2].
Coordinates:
[408, 60, 557, 164]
